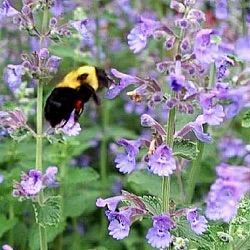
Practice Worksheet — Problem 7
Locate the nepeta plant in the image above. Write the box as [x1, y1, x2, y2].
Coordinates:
[0, 1, 91, 249]
[97, 0, 250, 249]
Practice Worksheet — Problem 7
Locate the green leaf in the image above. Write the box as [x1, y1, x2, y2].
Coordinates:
[142, 195, 162, 215]
[64, 190, 100, 218]
[173, 139, 199, 160]
[127, 170, 162, 197]
[242, 110, 250, 128]
[176, 219, 211, 248]
[65, 167, 99, 185]
[0, 214, 18, 238]
[33, 196, 61, 227]
[28, 222, 66, 250]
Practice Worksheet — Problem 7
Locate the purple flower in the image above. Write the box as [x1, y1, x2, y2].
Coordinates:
[186, 208, 208, 235]
[215, 0, 228, 20]
[2, 245, 13, 250]
[42, 166, 59, 187]
[46, 55, 62, 74]
[147, 144, 176, 176]
[205, 163, 250, 222]
[168, 73, 185, 92]
[13, 166, 59, 200]
[177, 115, 212, 143]
[0, 0, 19, 19]
[127, 25, 148, 53]
[0, 174, 3, 183]
[50, 0, 63, 16]
[115, 138, 142, 174]
[105, 209, 132, 240]
[146, 214, 172, 249]
[191, 116, 212, 142]
[61, 111, 81, 136]
[13, 170, 43, 199]
[193, 29, 219, 64]
[218, 135, 246, 160]
[4, 64, 23, 92]
[105, 69, 139, 99]
[71, 19, 93, 40]
[0, 109, 27, 134]
[127, 16, 160, 53]
[202, 104, 225, 126]
[96, 196, 123, 211]
[235, 37, 250, 62]
[141, 114, 166, 136]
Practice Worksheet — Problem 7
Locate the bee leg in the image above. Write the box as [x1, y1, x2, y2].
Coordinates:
[74, 107, 84, 123]
[92, 92, 101, 105]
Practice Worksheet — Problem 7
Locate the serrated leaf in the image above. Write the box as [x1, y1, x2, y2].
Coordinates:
[142, 195, 162, 215]
[173, 139, 199, 160]
[242, 110, 250, 128]
[33, 196, 61, 227]
[65, 168, 99, 185]
[176, 219, 211, 248]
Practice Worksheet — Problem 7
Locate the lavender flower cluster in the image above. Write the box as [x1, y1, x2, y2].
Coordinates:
[97, 0, 250, 248]
[13, 166, 59, 200]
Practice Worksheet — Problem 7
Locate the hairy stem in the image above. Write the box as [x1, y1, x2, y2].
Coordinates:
[162, 96, 176, 213]
[36, 3, 49, 250]
[186, 63, 215, 204]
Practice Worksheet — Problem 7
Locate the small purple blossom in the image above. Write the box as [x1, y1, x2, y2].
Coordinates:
[13, 170, 43, 199]
[176, 115, 212, 143]
[46, 55, 62, 74]
[0, 0, 19, 19]
[127, 25, 148, 53]
[168, 73, 185, 92]
[0, 174, 3, 184]
[127, 16, 160, 53]
[42, 166, 59, 187]
[218, 135, 246, 160]
[0, 109, 27, 134]
[140, 114, 166, 135]
[186, 208, 208, 235]
[235, 37, 250, 62]
[71, 19, 93, 40]
[146, 214, 172, 249]
[2, 245, 13, 250]
[205, 163, 250, 222]
[4, 64, 23, 92]
[165, 36, 175, 50]
[105, 69, 139, 99]
[105, 209, 132, 240]
[60, 112, 81, 136]
[202, 104, 225, 126]
[96, 196, 123, 211]
[147, 144, 176, 176]
[115, 138, 142, 174]
[193, 29, 219, 64]
[215, 0, 228, 20]
[13, 166, 59, 200]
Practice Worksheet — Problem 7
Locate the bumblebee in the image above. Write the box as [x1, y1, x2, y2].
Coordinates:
[44, 66, 112, 127]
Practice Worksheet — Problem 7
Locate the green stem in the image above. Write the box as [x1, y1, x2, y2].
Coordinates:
[241, 0, 247, 36]
[8, 201, 14, 245]
[228, 224, 234, 250]
[162, 96, 176, 213]
[186, 63, 215, 204]
[36, 3, 49, 250]
[185, 127, 207, 204]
